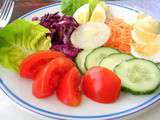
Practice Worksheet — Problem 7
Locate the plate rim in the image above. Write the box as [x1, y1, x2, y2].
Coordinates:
[1, 2, 160, 120]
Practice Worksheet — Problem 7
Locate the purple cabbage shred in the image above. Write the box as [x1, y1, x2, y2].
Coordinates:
[38, 12, 80, 59]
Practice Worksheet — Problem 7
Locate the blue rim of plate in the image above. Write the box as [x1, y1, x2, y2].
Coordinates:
[0, 2, 160, 120]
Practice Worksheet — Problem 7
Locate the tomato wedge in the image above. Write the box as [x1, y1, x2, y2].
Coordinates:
[20, 51, 65, 79]
[32, 57, 75, 98]
[56, 67, 82, 107]
[82, 67, 121, 103]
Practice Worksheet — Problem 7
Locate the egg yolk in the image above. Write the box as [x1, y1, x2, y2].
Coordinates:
[133, 43, 160, 56]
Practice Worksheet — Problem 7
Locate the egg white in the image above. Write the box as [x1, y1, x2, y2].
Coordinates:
[131, 46, 160, 63]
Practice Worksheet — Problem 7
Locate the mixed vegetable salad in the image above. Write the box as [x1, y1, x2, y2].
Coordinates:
[0, 0, 160, 107]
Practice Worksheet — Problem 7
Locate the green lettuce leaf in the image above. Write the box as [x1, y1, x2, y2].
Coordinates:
[61, 0, 89, 16]
[0, 19, 51, 71]
[61, 0, 101, 16]
[89, 0, 98, 16]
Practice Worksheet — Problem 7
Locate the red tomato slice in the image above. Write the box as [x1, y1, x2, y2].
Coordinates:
[56, 67, 82, 107]
[32, 57, 75, 99]
[20, 50, 65, 79]
[82, 67, 121, 103]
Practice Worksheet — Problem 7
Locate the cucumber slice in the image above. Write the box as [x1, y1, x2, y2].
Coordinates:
[114, 59, 160, 95]
[99, 53, 134, 71]
[157, 63, 160, 69]
[76, 50, 93, 74]
[85, 47, 119, 70]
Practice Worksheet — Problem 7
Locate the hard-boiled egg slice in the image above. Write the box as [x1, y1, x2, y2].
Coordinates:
[90, 2, 106, 23]
[131, 13, 160, 44]
[73, 4, 90, 24]
[131, 43, 160, 63]
[131, 28, 158, 44]
[135, 15, 160, 34]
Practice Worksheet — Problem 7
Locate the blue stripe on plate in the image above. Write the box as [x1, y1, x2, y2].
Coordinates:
[0, 3, 160, 119]
[1, 78, 160, 119]
[20, 3, 139, 19]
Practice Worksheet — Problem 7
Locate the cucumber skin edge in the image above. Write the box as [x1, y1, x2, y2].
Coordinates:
[75, 57, 85, 75]
[121, 84, 160, 95]
[98, 53, 134, 66]
[114, 58, 160, 95]
[75, 49, 94, 75]
[84, 47, 101, 70]
[85, 47, 120, 70]
[114, 58, 160, 74]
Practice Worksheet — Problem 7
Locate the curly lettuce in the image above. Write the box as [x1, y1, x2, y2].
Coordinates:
[0, 19, 51, 71]
[61, 0, 100, 16]
[61, 0, 89, 16]
[89, 0, 98, 15]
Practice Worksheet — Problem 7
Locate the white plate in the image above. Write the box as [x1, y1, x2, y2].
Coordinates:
[0, 3, 160, 120]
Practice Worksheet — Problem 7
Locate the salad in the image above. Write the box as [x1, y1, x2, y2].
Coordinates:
[0, 0, 160, 107]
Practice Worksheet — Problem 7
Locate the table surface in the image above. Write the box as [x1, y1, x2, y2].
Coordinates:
[0, 0, 160, 120]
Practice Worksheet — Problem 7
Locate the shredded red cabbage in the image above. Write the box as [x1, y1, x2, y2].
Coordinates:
[38, 12, 80, 59]
[52, 44, 80, 58]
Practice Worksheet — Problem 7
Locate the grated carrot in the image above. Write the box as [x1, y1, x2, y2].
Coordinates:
[104, 17, 133, 53]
